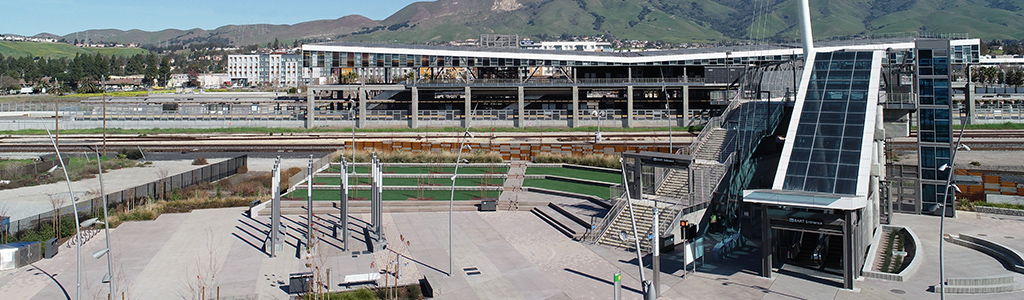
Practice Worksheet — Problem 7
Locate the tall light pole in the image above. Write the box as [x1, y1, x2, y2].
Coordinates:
[95, 150, 114, 298]
[47, 129, 82, 300]
[449, 108, 474, 277]
[937, 116, 971, 299]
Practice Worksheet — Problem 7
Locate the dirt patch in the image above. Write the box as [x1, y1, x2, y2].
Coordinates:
[407, 197, 435, 201]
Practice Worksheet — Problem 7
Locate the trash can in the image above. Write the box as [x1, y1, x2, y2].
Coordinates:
[288, 272, 312, 294]
[44, 238, 58, 259]
[479, 200, 496, 212]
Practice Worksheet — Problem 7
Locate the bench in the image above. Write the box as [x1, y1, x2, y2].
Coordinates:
[342, 272, 381, 288]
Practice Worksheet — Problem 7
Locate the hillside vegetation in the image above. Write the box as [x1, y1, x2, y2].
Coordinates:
[20, 0, 1024, 46]
[0, 41, 149, 59]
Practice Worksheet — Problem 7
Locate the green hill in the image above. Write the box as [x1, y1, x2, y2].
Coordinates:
[23, 0, 1024, 46]
[0, 41, 149, 59]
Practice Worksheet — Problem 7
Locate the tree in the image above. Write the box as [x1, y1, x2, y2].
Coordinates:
[273, 38, 280, 49]
[144, 53, 158, 86]
[158, 56, 171, 86]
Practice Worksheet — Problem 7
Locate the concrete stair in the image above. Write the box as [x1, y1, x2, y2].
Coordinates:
[597, 202, 676, 251]
[257, 199, 548, 215]
[943, 276, 1024, 294]
[654, 169, 689, 198]
[531, 203, 591, 240]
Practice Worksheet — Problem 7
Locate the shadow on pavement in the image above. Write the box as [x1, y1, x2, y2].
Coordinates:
[563, 268, 643, 295]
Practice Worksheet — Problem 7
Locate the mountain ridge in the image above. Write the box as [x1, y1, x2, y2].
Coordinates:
[11, 0, 1024, 47]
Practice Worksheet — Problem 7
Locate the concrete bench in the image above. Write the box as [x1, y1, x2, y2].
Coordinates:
[342, 272, 381, 288]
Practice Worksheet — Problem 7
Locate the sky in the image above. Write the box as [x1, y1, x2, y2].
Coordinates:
[2, 0, 422, 36]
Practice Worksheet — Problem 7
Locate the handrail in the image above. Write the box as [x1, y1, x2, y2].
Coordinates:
[587, 196, 628, 243]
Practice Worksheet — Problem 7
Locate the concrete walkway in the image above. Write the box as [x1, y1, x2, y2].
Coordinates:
[498, 161, 527, 211]
[0, 158, 226, 222]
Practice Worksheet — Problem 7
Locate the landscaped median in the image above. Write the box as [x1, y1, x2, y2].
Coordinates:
[522, 164, 622, 200]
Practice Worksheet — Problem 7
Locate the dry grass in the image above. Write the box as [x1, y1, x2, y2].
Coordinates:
[532, 153, 621, 169]
[334, 149, 503, 164]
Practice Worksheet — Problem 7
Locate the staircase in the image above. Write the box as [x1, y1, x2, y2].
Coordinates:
[654, 169, 689, 198]
[596, 202, 677, 251]
[693, 128, 734, 162]
[531, 203, 591, 240]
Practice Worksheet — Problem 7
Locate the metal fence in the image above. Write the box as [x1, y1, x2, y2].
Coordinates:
[286, 151, 339, 193]
[4, 155, 247, 235]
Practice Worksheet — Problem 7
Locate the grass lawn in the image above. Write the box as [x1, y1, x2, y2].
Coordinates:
[313, 176, 503, 187]
[324, 166, 507, 175]
[523, 178, 613, 199]
[525, 167, 621, 184]
[285, 188, 499, 201]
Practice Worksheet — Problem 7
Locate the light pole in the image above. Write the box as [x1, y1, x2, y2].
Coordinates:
[46, 129, 82, 300]
[591, 110, 606, 143]
[449, 136, 473, 277]
[94, 149, 115, 298]
[937, 115, 971, 299]
[349, 99, 356, 164]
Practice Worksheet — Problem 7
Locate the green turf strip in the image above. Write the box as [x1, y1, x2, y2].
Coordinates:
[522, 178, 613, 199]
[312, 176, 503, 187]
[525, 167, 621, 184]
[285, 189, 500, 201]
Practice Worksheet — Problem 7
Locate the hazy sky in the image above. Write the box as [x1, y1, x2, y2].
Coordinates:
[3, 0, 422, 36]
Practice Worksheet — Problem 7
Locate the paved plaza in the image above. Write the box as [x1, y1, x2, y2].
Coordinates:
[0, 199, 1023, 299]
[3, 155, 1024, 299]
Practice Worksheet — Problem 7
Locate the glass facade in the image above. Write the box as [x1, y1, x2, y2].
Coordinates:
[783, 51, 875, 195]
[916, 40, 955, 211]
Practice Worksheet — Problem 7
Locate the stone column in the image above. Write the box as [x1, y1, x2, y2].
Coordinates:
[464, 86, 472, 128]
[411, 87, 419, 128]
[626, 86, 634, 128]
[572, 86, 580, 128]
[358, 88, 367, 129]
[517, 86, 525, 128]
[682, 86, 690, 127]
[306, 88, 314, 128]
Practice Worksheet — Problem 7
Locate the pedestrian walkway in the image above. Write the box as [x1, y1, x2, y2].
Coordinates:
[498, 161, 527, 211]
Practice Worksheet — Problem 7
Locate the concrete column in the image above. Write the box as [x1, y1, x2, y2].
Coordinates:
[626, 86, 634, 128]
[517, 86, 525, 128]
[572, 86, 580, 128]
[682, 86, 690, 127]
[306, 88, 315, 128]
[761, 206, 772, 278]
[966, 83, 976, 125]
[464, 86, 472, 128]
[411, 87, 419, 128]
[358, 88, 367, 129]
[843, 211, 854, 290]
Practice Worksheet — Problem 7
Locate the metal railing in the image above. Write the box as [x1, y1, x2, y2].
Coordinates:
[412, 77, 706, 87]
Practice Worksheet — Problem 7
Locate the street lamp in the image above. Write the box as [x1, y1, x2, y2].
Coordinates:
[591, 110, 606, 143]
[46, 129, 83, 300]
[937, 118, 971, 299]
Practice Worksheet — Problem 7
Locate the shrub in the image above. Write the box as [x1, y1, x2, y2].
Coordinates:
[117, 148, 144, 160]
[236, 165, 248, 174]
[533, 153, 620, 169]
[192, 157, 208, 165]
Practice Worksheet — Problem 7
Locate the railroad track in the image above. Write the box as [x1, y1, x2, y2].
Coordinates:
[2, 130, 1023, 153]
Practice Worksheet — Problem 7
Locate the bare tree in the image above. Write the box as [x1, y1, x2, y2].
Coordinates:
[304, 231, 330, 299]
[0, 202, 10, 244]
[179, 230, 223, 300]
[48, 193, 67, 239]
[155, 168, 169, 201]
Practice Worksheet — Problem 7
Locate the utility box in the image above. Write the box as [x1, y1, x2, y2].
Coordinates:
[660, 235, 675, 253]
[479, 200, 497, 212]
[43, 238, 58, 259]
[288, 272, 312, 294]
[0, 241, 42, 271]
